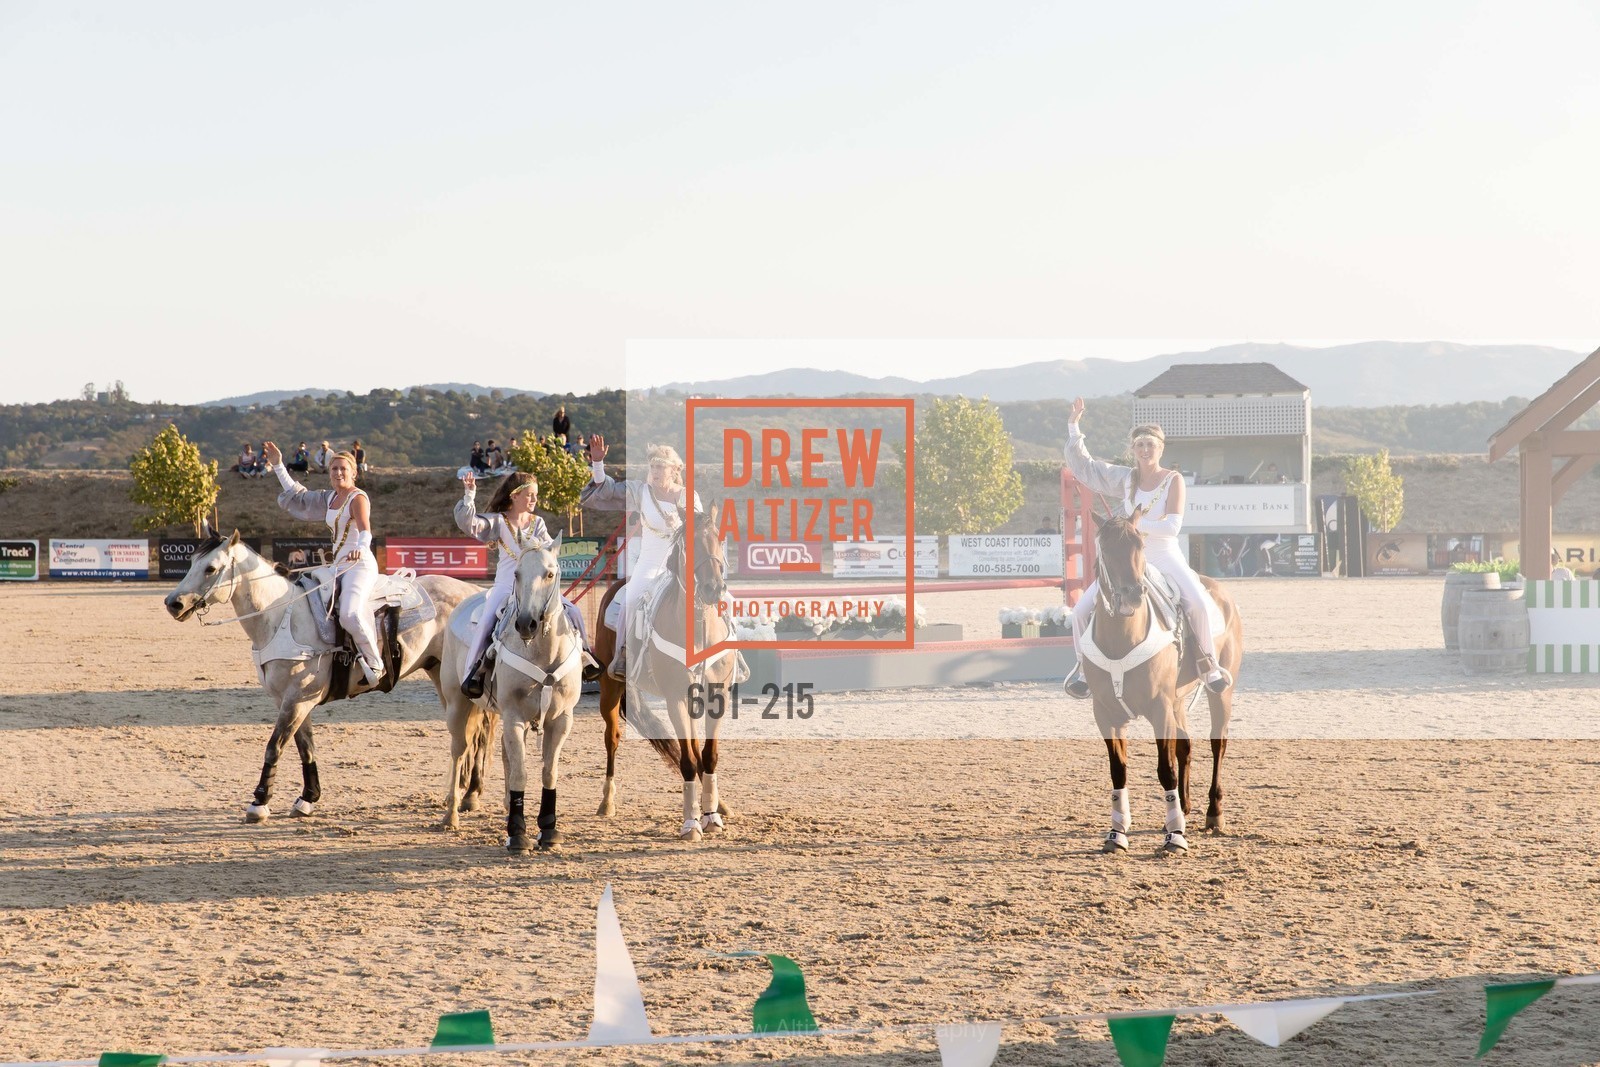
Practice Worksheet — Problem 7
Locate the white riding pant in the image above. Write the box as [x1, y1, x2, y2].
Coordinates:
[1072, 542, 1222, 661]
[466, 578, 590, 669]
[336, 555, 383, 668]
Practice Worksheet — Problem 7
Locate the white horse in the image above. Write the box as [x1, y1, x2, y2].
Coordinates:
[164, 532, 478, 822]
[439, 535, 587, 852]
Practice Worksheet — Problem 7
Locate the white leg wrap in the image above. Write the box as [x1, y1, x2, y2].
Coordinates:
[1164, 788, 1186, 834]
[1111, 788, 1131, 833]
[244, 803, 270, 822]
[700, 773, 720, 821]
[290, 797, 314, 818]
[680, 782, 701, 840]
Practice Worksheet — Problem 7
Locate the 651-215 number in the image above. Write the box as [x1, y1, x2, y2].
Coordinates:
[686, 682, 815, 720]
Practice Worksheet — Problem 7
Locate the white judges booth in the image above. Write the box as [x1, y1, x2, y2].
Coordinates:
[1132, 362, 1316, 577]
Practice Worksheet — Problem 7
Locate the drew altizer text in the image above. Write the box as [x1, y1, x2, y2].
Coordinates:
[717, 428, 881, 543]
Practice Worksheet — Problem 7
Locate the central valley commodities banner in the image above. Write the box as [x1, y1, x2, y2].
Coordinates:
[48, 539, 150, 579]
[831, 537, 938, 579]
[949, 535, 1062, 577]
[0, 539, 40, 580]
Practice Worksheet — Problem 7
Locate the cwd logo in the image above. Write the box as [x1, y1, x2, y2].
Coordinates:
[741, 541, 822, 573]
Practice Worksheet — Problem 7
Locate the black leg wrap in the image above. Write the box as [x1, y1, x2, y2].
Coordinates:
[537, 787, 560, 849]
[302, 763, 322, 804]
[506, 790, 528, 852]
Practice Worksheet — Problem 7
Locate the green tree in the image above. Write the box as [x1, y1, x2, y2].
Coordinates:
[892, 395, 1024, 535]
[1343, 447, 1405, 532]
[506, 435, 591, 515]
[129, 424, 219, 536]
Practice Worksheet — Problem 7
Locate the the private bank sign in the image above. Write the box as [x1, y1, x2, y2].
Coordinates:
[685, 398, 915, 666]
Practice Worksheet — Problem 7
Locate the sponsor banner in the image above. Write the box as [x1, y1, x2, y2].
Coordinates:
[159, 537, 263, 579]
[831, 537, 938, 579]
[740, 540, 824, 575]
[1185, 484, 1300, 530]
[1504, 537, 1600, 575]
[48, 538, 150, 579]
[0, 539, 40, 581]
[948, 534, 1062, 578]
[557, 537, 615, 582]
[272, 537, 340, 570]
[1429, 534, 1488, 571]
[1366, 532, 1430, 576]
[1200, 534, 1319, 578]
[385, 537, 490, 578]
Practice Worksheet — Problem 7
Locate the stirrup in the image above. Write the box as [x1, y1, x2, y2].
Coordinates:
[606, 652, 626, 681]
[1200, 657, 1232, 694]
[359, 656, 385, 688]
[1063, 664, 1091, 699]
[461, 654, 490, 698]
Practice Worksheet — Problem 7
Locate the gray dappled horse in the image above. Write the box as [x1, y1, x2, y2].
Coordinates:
[1083, 510, 1243, 854]
[439, 536, 586, 851]
[164, 531, 477, 822]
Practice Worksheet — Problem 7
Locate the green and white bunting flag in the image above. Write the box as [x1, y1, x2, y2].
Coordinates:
[1477, 979, 1555, 1058]
[742, 953, 818, 1034]
[1107, 1013, 1175, 1067]
[935, 1022, 1002, 1067]
[97, 1055, 164, 1067]
[430, 1009, 495, 1048]
[589, 884, 654, 1044]
[1223, 996, 1347, 1047]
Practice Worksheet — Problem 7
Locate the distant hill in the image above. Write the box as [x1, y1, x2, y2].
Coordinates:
[204, 383, 545, 408]
[662, 341, 1590, 407]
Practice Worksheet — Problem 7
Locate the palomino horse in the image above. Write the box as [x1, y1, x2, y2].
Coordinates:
[164, 532, 478, 822]
[1082, 510, 1243, 853]
[439, 537, 586, 852]
[593, 512, 737, 841]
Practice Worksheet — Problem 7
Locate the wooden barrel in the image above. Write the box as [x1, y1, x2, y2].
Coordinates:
[1442, 571, 1500, 650]
[1459, 587, 1529, 674]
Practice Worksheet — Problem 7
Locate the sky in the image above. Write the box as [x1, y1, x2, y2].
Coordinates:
[3, 1, 1599, 405]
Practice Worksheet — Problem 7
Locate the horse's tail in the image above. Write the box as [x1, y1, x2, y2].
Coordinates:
[619, 685, 684, 767]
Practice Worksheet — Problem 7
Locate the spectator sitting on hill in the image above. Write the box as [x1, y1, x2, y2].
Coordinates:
[485, 439, 505, 471]
[352, 440, 367, 473]
[312, 440, 332, 472]
[553, 405, 571, 442]
[469, 441, 488, 473]
[287, 441, 310, 473]
[234, 443, 260, 478]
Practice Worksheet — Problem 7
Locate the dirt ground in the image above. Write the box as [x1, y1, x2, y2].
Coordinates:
[3, 577, 1600, 1066]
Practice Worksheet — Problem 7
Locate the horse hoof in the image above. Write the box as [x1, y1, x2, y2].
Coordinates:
[597, 801, 615, 817]
[700, 812, 725, 834]
[506, 835, 531, 854]
[1162, 831, 1190, 853]
[538, 830, 562, 851]
[438, 814, 460, 831]
[290, 798, 315, 818]
[244, 804, 270, 824]
[679, 821, 703, 842]
[462, 794, 483, 813]
[716, 801, 730, 818]
[1206, 815, 1225, 834]
[1102, 831, 1128, 853]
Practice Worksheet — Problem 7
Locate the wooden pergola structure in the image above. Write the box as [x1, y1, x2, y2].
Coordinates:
[1487, 346, 1600, 580]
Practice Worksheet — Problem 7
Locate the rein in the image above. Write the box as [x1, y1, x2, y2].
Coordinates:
[198, 555, 357, 626]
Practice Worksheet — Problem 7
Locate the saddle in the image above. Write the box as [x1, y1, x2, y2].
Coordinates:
[249, 570, 438, 704]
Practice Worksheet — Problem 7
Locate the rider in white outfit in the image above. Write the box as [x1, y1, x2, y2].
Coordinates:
[1061, 398, 1233, 696]
[263, 442, 386, 687]
[578, 436, 701, 680]
[453, 469, 591, 698]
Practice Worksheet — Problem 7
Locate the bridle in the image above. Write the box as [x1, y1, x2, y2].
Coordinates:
[1094, 521, 1147, 618]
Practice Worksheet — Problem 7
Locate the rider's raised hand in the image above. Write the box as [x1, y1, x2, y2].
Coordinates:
[1069, 397, 1085, 425]
[462, 471, 476, 494]
[587, 434, 608, 463]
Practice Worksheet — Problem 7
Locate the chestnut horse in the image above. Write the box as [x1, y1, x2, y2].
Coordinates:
[1081, 510, 1243, 853]
[592, 514, 736, 840]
